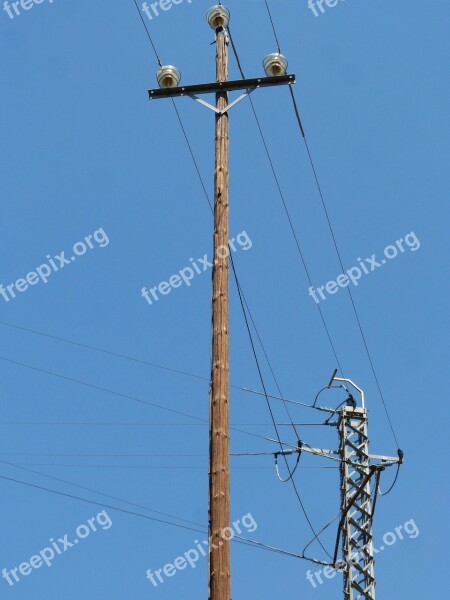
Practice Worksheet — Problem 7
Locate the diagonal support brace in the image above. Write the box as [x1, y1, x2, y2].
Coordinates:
[188, 87, 256, 114]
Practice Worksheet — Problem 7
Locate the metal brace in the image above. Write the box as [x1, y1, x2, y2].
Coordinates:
[188, 87, 256, 115]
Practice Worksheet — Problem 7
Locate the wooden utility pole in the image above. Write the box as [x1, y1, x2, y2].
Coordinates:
[148, 11, 295, 598]
[209, 25, 231, 600]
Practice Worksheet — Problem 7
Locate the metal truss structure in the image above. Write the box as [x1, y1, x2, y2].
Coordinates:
[293, 373, 401, 600]
[338, 404, 377, 599]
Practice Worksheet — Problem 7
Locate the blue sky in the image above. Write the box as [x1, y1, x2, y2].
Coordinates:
[0, 0, 448, 597]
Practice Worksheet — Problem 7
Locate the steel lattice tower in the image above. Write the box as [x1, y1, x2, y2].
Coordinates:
[338, 405, 376, 600]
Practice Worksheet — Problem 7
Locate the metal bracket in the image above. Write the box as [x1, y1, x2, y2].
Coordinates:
[188, 87, 256, 115]
[148, 74, 295, 101]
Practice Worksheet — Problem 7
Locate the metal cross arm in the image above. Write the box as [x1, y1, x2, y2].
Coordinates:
[301, 445, 401, 465]
[148, 74, 296, 114]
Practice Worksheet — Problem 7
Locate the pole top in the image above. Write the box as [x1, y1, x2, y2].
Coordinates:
[206, 4, 230, 29]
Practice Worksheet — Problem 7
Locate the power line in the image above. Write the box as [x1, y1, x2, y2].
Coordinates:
[302, 511, 341, 556]
[0, 453, 207, 457]
[231, 257, 333, 560]
[0, 355, 206, 423]
[0, 456, 340, 568]
[0, 321, 312, 409]
[0, 452, 334, 458]
[0, 458, 204, 528]
[3, 330, 338, 551]
[0, 320, 209, 383]
[236, 276, 301, 442]
[0, 353, 325, 455]
[260, 0, 400, 449]
[0, 471, 330, 565]
[4, 463, 336, 471]
[0, 422, 319, 427]
[0, 354, 310, 431]
[0, 421, 323, 427]
[229, 255, 305, 447]
[227, 26, 345, 378]
[378, 460, 402, 497]
[171, 99, 213, 213]
[0, 472, 207, 533]
[288, 91, 400, 448]
[241, 388, 334, 412]
[131, 0, 162, 66]
[264, 0, 281, 54]
[231, 451, 337, 462]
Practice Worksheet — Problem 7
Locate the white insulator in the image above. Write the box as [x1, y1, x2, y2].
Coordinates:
[156, 65, 181, 89]
[263, 53, 288, 77]
[206, 5, 230, 29]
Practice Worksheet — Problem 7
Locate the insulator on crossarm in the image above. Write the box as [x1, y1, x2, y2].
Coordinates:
[156, 65, 182, 89]
[263, 53, 289, 77]
[206, 5, 230, 29]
